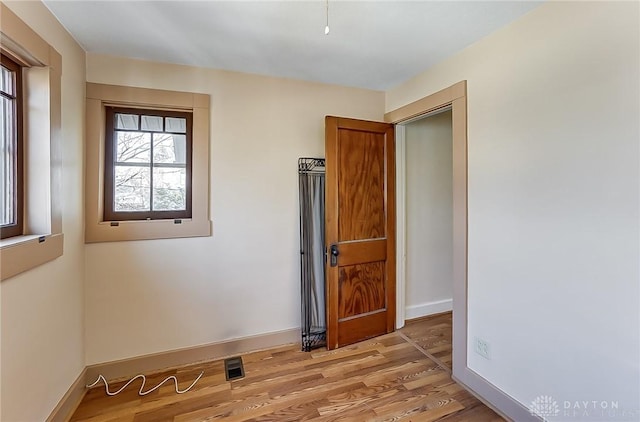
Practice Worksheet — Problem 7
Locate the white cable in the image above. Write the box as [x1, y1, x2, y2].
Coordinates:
[86, 371, 204, 396]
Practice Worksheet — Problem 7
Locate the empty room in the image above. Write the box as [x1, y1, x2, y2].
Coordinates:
[0, 1, 638, 421]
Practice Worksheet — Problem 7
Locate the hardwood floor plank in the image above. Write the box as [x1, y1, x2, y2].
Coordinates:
[403, 371, 452, 391]
[401, 313, 453, 372]
[439, 402, 505, 422]
[71, 312, 502, 422]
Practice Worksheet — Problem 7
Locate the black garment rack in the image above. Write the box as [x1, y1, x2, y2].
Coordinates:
[298, 158, 327, 351]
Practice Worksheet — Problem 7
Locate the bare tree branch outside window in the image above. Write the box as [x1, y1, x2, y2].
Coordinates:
[104, 107, 192, 221]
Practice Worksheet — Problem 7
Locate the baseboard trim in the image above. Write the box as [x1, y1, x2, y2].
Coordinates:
[453, 367, 543, 422]
[86, 328, 301, 383]
[47, 328, 300, 421]
[46, 367, 87, 422]
[405, 298, 453, 320]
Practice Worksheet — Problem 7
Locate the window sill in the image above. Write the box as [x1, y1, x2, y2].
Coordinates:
[0, 233, 64, 280]
[0, 234, 41, 247]
[85, 218, 211, 243]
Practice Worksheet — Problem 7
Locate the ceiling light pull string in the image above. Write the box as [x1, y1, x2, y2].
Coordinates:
[325, 0, 330, 35]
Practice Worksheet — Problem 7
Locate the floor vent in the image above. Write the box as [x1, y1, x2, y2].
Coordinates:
[224, 356, 245, 381]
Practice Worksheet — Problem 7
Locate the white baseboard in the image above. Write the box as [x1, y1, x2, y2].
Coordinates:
[405, 298, 453, 320]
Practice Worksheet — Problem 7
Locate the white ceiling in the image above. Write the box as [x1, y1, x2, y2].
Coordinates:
[43, 1, 542, 91]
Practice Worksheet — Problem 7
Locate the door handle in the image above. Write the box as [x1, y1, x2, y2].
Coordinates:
[330, 244, 339, 267]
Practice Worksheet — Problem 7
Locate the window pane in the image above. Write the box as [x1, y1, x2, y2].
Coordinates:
[116, 131, 150, 163]
[1, 65, 13, 96]
[1, 95, 15, 226]
[114, 166, 150, 212]
[153, 134, 186, 164]
[165, 117, 186, 133]
[115, 113, 138, 130]
[153, 167, 186, 211]
[141, 115, 163, 132]
[105, 107, 192, 220]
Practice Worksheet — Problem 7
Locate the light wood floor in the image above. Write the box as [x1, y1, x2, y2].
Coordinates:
[71, 312, 503, 421]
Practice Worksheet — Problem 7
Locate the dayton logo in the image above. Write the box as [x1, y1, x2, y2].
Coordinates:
[530, 395, 560, 420]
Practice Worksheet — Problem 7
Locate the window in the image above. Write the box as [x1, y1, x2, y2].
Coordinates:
[104, 107, 192, 221]
[85, 83, 211, 243]
[0, 54, 23, 239]
[1, 3, 64, 281]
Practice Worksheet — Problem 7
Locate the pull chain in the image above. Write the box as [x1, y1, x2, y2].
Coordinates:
[324, 0, 330, 35]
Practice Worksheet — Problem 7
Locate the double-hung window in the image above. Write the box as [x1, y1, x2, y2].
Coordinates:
[0, 54, 23, 239]
[104, 107, 192, 221]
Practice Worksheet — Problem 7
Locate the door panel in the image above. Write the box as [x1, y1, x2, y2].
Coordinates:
[338, 130, 386, 241]
[336, 239, 386, 266]
[325, 116, 395, 350]
[337, 309, 388, 347]
[339, 261, 386, 319]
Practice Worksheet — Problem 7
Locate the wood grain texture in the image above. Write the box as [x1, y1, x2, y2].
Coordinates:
[338, 129, 385, 242]
[337, 239, 386, 267]
[383, 122, 396, 334]
[325, 116, 340, 350]
[338, 261, 386, 319]
[70, 314, 502, 422]
[401, 312, 453, 371]
[325, 116, 396, 350]
[337, 310, 388, 347]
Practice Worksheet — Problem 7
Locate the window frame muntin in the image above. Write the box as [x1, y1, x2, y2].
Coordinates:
[0, 53, 24, 239]
[103, 106, 193, 221]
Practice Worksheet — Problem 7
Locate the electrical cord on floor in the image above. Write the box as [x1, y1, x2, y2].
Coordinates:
[86, 371, 204, 396]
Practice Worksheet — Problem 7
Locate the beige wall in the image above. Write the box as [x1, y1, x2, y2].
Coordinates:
[387, 0, 639, 415]
[0, 1, 86, 421]
[84, 54, 384, 364]
[3, 1, 637, 419]
[405, 111, 453, 318]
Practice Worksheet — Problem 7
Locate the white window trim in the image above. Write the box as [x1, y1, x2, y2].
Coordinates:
[85, 82, 211, 243]
[0, 3, 64, 281]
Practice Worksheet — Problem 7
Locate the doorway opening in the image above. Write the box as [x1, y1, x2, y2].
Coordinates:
[397, 106, 454, 370]
[384, 81, 467, 380]
[404, 107, 453, 318]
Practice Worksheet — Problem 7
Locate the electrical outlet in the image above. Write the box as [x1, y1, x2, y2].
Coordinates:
[475, 337, 491, 359]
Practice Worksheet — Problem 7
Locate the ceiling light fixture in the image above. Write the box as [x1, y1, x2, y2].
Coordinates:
[324, 0, 330, 35]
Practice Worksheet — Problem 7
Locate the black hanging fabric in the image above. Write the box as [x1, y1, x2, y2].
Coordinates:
[298, 158, 326, 351]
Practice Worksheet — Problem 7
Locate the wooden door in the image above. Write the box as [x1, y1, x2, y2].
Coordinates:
[325, 116, 395, 350]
